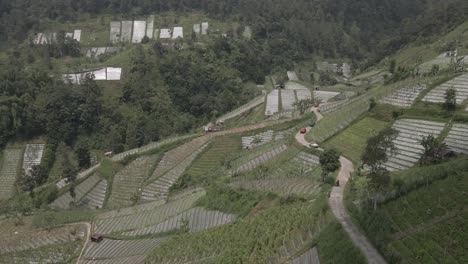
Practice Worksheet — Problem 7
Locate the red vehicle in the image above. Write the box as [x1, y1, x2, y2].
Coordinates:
[300, 128, 307, 134]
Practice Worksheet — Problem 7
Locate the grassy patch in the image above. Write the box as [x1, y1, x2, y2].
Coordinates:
[32, 209, 96, 228]
[147, 198, 328, 263]
[324, 117, 389, 161]
[196, 185, 265, 217]
[224, 103, 267, 129]
[347, 159, 468, 263]
[316, 221, 367, 264]
[0, 240, 82, 264]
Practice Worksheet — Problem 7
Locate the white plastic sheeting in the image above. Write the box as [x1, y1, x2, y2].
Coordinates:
[73, 30, 81, 42]
[159, 28, 171, 39]
[201, 22, 209, 35]
[193, 24, 201, 35]
[296, 89, 312, 101]
[132, 21, 146, 43]
[172, 27, 183, 39]
[107, 67, 122, 80]
[110, 21, 121, 43]
[62, 67, 122, 84]
[265, 90, 279, 116]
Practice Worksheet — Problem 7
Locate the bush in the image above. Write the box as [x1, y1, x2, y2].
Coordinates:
[33, 185, 58, 208]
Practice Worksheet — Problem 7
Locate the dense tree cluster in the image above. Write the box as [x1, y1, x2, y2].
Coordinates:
[1, 0, 468, 67]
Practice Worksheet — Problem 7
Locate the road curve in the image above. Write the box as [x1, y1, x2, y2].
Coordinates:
[296, 108, 387, 264]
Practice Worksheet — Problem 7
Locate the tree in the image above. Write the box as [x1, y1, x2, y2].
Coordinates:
[75, 142, 91, 169]
[443, 87, 457, 111]
[389, 59, 396, 74]
[361, 128, 398, 171]
[420, 135, 450, 165]
[19, 165, 47, 193]
[293, 98, 315, 115]
[361, 127, 398, 209]
[319, 149, 340, 182]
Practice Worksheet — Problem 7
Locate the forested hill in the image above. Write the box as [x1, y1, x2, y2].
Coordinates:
[1, 0, 468, 66]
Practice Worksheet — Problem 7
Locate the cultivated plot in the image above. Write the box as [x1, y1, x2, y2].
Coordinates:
[281, 89, 297, 111]
[172, 27, 183, 39]
[122, 207, 236, 237]
[201, 22, 209, 35]
[423, 73, 468, 104]
[379, 85, 426, 107]
[95, 191, 205, 234]
[120, 21, 133, 42]
[0, 148, 22, 200]
[132, 21, 146, 43]
[50, 173, 102, 209]
[384, 119, 446, 171]
[265, 90, 279, 116]
[444, 123, 468, 154]
[159, 29, 171, 39]
[110, 21, 121, 43]
[287, 71, 299, 81]
[22, 144, 45, 176]
[146, 16, 154, 38]
[107, 154, 160, 209]
[242, 130, 274, 149]
[313, 91, 340, 103]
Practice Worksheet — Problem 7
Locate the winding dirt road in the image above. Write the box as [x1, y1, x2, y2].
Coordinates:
[296, 107, 387, 264]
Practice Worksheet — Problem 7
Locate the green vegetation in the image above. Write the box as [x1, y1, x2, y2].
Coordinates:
[351, 168, 467, 263]
[316, 222, 366, 264]
[32, 209, 96, 228]
[324, 117, 388, 161]
[196, 185, 265, 217]
[0, 241, 82, 264]
[147, 198, 328, 263]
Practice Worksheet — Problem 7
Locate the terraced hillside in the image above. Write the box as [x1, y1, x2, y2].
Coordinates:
[290, 247, 320, 264]
[217, 95, 265, 122]
[140, 144, 208, 203]
[324, 117, 388, 161]
[82, 238, 167, 263]
[146, 137, 210, 184]
[241, 130, 273, 149]
[444, 123, 468, 154]
[0, 218, 86, 254]
[79, 178, 108, 209]
[423, 73, 468, 104]
[122, 207, 236, 237]
[0, 148, 23, 200]
[0, 241, 82, 264]
[95, 190, 205, 234]
[384, 119, 446, 171]
[358, 170, 467, 263]
[234, 144, 288, 173]
[50, 174, 102, 209]
[230, 178, 320, 196]
[379, 85, 426, 107]
[107, 154, 160, 208]
[186, 136, 240, 176]
[146, 202, 326, 263]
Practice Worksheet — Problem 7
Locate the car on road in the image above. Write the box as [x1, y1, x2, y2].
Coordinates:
[309, 143, 319, 148]
[300, 128, 307, 134]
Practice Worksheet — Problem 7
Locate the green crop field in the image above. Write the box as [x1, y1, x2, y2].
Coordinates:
[355, 168, 468, 263]
[147, 197, 359, 263]
[323, 117, 389, 161]
[185, 135, 241, 177]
